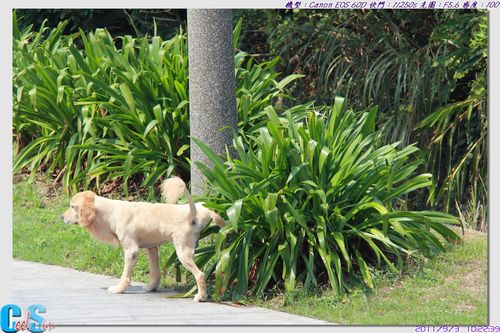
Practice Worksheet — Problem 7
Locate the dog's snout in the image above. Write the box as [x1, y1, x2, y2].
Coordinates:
[60, 214, 64, 220]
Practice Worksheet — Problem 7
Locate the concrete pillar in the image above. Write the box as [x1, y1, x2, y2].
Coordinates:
[187, 9, 237, 195]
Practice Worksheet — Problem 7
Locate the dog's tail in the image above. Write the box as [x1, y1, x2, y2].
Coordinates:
[161, 177, 196, 222]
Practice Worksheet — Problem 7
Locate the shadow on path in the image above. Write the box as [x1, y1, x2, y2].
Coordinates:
[12, 260, 330, 325]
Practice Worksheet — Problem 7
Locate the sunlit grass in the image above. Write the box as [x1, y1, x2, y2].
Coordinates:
[255, 229, 487, 325]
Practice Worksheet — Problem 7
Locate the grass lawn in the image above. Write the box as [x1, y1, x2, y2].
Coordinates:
[255, 228, 488, 325]
[13, 177, 487, 325]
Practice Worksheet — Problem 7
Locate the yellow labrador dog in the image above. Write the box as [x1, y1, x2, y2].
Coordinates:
[61, 177, 225, 302]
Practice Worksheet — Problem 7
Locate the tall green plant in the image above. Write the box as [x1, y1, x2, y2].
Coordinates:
[13, 15, 301, 197]
[416, 13, 487, 222]
[13, 14, 191, 196]
[13, 15, 85, 181]
[268, 10, 487, 219]
[193, 98, 461, 300]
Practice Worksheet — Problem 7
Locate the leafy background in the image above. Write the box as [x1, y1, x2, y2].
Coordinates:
[14, 9, 487, 226]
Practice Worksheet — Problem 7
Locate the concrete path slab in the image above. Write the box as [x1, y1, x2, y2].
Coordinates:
[12, 260, 330, 325]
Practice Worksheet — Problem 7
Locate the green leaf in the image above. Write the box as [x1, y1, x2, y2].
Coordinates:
[176, 144, 190, 157]
[144, 120, 158, 137]
[119, 83, 136, 111]
[214, 247, 232, 300]
[277, 74, 304, 90]
[355, 249, 374, 289]
[227, 199, 243, 232]
[333, 232, 351, 271]
[233, 17, 243, 49]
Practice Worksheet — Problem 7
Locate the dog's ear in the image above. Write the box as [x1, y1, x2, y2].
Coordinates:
[79, 192, 96, 227]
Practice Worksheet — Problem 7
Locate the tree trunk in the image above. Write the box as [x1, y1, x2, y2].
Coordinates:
[187, 9, 237, 195]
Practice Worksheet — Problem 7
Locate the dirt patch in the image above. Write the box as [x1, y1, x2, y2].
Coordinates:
[449, 226, 487, 240]
[446, 257, 487, 299]
[456, 304, 477, 311]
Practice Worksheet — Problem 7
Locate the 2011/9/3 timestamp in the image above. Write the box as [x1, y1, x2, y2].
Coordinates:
[415, 327, 500, 333]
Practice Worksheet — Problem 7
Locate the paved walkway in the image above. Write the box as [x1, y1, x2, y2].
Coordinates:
[12, 260, 329, 325]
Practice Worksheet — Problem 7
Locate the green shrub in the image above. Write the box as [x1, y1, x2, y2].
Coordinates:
[13, 15, 300, 196]
[193, 97, 461, 300]
[268, 11, 488, 218]
[13, 13, 190, 197]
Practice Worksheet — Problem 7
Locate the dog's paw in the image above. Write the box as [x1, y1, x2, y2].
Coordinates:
[143, 283, 158, 292]
[193, 293, 207, 302]
[108, 285, 126, 294]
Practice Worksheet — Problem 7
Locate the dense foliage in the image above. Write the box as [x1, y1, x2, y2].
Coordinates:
[13, 16, 299, 196]
[13, 16, 190, 197]
[14, 10, 487, 222]
[267, 10, 487, 221]
[14, 9, 186, 39]
[193, 98, 461, 300]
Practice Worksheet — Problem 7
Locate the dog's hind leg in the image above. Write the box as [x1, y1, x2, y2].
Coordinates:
[144, 246, 161, 292]
[108, 246, 139, 294]
[175, 243, 207, 302]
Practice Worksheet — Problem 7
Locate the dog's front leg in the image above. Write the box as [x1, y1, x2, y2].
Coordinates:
[108, 246, 139, 294]
[143, 246, 160, 292]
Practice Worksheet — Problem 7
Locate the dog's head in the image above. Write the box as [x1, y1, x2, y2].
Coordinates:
[61, 191, 96, 227]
